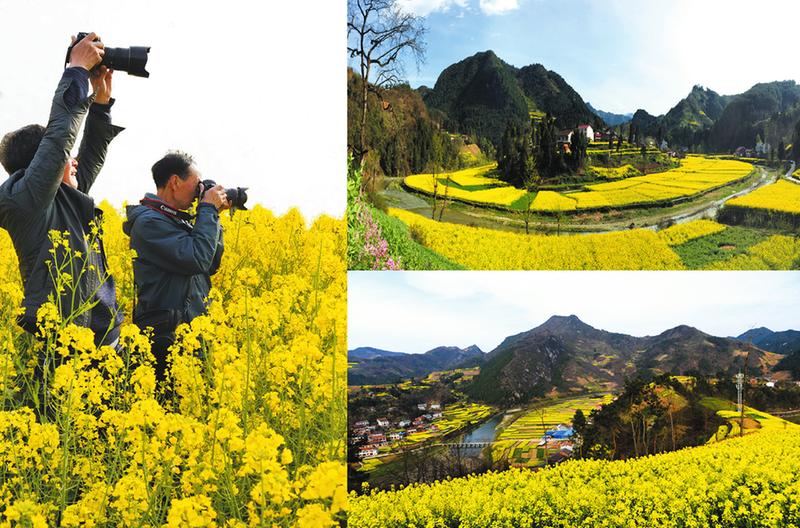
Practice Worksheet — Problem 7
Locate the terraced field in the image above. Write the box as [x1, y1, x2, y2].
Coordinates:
[403, 157, 754, 214]
[404, 403, 494, 444]
[700, 397, 798, 442]
[498, 395, 614, 442]
[725, 179, 800, 215]
[492, 394, 614, 467]
[532, 157, 754, 212]
[388, 208, 800, 270]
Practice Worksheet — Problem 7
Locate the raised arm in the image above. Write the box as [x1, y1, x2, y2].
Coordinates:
[15, 34, 104, 210]
[76, 67, 124, 193]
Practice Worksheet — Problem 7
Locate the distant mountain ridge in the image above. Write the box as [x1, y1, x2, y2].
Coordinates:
[734, 327, 800, 355]
[416, 51, 800, 152]
[586, 102, 632, 126]
[464, 315, 782, 404]
[348, 345, 485, 385]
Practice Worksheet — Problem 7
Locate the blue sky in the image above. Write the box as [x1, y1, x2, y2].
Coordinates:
[348, 272, 800, 353]
[364, 0, 800, 116]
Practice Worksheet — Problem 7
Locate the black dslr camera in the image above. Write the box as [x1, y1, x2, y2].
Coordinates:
[197, 179, 249, 211]
[65, 32, 151, 78]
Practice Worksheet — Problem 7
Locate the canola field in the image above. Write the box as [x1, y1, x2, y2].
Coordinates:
[532, 157, 754, 212]
[349, 428, 800, 527]
[498, 395, 614, 442]
[388, 208, 800, 270]
[656, 219, 728, 246]
[403, 157, 753, 213]
[701, 397, 797, 443]
[404, 403, 494, 444]
[492, 395, 614, 467]
[725, 179, 800, 215]
[403, 164, 526, 208]
[0, 205, 346, 527]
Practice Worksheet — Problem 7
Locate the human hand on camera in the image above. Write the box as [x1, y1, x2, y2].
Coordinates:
[201, 184, 230, 211]
[68, 32, 105, 71]
[90, 66, 113, 104]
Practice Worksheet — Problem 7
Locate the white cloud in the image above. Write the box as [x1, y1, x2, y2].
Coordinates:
[478, 0, 519, 15]
[396, 0, 468, 16]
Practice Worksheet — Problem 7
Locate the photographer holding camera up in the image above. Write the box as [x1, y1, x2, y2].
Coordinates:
[123, 151, 229, 382]
[0, 33, 125, 350]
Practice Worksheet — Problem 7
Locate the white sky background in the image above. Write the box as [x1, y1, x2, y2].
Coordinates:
[0, 0, 345, 220]
[389, 0, 800, 116]
[348, 272, 800, 354]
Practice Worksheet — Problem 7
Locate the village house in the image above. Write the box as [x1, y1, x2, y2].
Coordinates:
[376, 417, 390, 428]
[388, 432, 405, 441]
[417, 403, 427, 411]
[368, 433, 387, 446]
[431, 411, 443, 419]
[358, 446, 379, 459]
[349, 434, 366, 445]
[397, 419, 411, 428]
[429, 402, 441, 410]
[353, 420, 369, 428]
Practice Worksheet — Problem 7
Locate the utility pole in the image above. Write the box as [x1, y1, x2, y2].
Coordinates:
[737, 350, 751, 437]
[736, 371, 744, 436]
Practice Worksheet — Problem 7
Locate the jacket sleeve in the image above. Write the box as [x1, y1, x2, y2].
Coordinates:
[76, 101, 124, 193]
[12, 71, 93, 212]
[209, 226, 224, 276]
[134, 204, 222, 276]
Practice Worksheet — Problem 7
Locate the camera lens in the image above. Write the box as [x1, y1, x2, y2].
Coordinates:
[102, 46, 150, 78]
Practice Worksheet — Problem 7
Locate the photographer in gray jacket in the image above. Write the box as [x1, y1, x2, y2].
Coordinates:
[123, 151, 228, 381]
[0, 33, 124, 349]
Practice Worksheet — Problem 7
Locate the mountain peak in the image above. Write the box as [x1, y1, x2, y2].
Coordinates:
[536, 314, 594, 334]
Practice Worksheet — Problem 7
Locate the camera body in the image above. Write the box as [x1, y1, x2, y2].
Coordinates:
[66, 32, 150, 78]
[197, 179, 249, 211]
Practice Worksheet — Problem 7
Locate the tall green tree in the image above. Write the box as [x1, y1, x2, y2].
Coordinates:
[792, 121, 800, 161]
[570, 127, 588, 170]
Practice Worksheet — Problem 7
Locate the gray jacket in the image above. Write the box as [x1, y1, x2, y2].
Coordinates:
[123, 197, 224, 325]
[0, 73, 124, 344]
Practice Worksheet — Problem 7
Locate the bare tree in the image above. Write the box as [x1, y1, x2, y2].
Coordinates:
[348, 0, 426, 161]
[437, 175, 452, 221]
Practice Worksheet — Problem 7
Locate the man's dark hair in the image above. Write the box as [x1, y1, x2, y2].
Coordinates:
[152, 151, 195, 188]
[0, 125, 46, 175]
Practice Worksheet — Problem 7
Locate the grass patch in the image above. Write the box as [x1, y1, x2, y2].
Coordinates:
[672, 226, 770, 268]
[371, 207, 463, 270]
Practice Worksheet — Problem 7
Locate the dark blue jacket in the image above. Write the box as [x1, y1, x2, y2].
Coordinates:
[123, 196, 224, 324]
[0, 69, 124, 345]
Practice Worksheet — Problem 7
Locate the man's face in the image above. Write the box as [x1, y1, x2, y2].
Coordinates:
[62, 157, 78, 188]
[171, 164, 201, 210]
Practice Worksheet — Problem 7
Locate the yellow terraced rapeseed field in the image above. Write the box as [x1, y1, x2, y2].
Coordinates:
[349, 428, 800, 527]
[658, 220, 728, 246]
[532, 157, 753, 212]
[388, 209, 799, 270]
[404, 165, 526, 207]
[725, 179, 800, 215]
[0, 205, 346, 527]
[704, 235, 800, 270]
[590, 164, 640, 179]
[389, 208, 685, 270]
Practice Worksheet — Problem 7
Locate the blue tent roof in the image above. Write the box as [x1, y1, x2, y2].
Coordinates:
[545, 428, 574, 439]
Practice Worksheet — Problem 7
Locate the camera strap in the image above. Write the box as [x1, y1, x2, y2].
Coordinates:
[140, 198, 195, 230]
